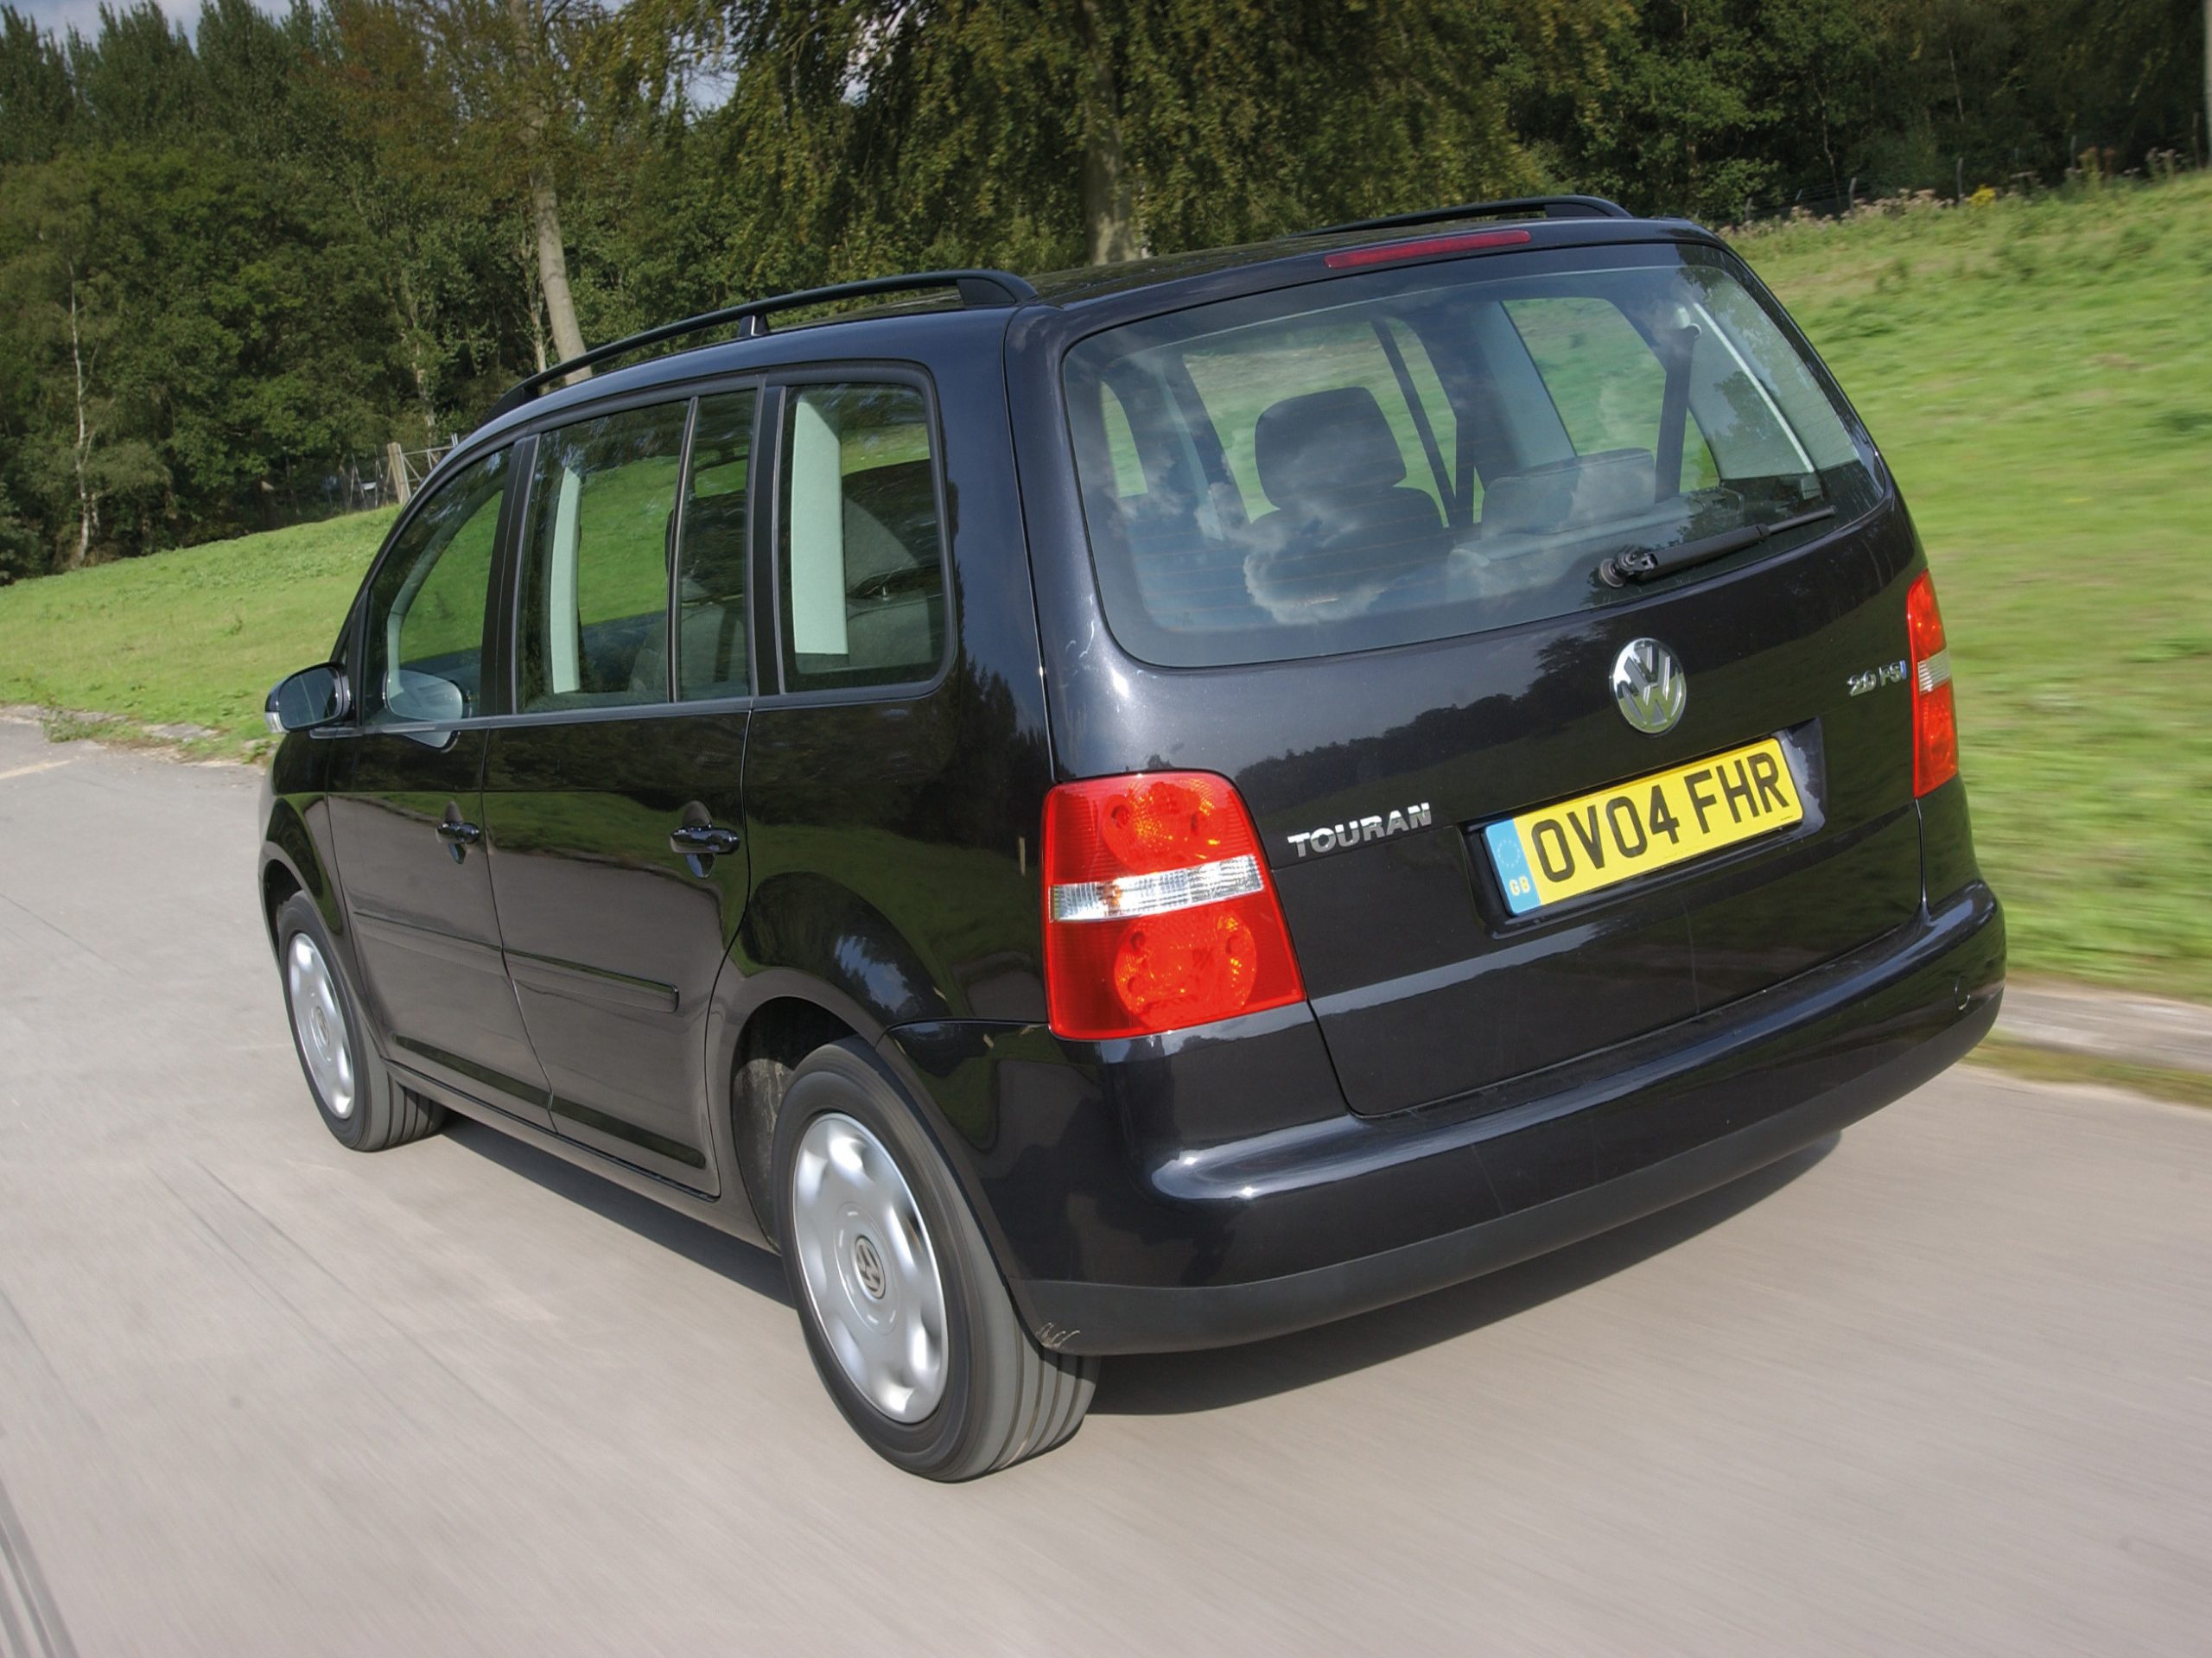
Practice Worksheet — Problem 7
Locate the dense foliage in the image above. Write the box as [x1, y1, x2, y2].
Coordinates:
[0, 0, 2202, 576]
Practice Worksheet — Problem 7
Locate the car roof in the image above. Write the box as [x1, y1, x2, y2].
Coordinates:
[450, 197, 1718, 467]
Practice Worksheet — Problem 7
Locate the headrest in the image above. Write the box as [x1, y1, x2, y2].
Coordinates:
[1254, 386, 1408, 505]
[1479, 448, 1656, 538]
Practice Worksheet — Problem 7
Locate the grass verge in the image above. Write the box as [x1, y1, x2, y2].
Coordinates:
[1967, 1036, 2212, 1110]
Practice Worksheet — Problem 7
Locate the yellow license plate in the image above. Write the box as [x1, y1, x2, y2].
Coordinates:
[1483, 738, 1803, 916]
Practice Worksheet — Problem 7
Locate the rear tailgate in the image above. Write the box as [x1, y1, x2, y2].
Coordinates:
[1266, 509, 1921, 1116]
[1020, 222, 1925, 1113]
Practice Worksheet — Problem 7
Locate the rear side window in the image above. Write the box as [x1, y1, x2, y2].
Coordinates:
[361, 448, 507, 725]
[777, 383, 946, 691]
[518, 401, 689, 711]
[1064, 250, 1879, 668]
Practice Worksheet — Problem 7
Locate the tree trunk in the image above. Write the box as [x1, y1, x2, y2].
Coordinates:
[66, 266, 93, 571]
[506, 0, 587, 370]
[1076, 0, 1139, 264]
[394, 270, 442, 447]
[531, 171, 587, 366]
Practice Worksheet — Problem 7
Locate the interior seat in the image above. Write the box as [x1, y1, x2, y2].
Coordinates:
[1243, 385, 1447, 617]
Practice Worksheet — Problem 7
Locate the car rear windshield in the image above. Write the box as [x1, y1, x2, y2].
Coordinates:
[1062, 245, 1882, 668]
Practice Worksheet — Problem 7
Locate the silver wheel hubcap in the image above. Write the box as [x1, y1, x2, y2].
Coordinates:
[286, 934, 356, 1120]
[788, 1113, 948, 1423]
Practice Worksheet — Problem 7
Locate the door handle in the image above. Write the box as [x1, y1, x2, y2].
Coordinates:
[435, 816, 483, 863]
[669, 823, 742, 857]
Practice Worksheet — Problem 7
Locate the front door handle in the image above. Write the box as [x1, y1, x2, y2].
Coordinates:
[435, 814, 483, 863]
[669, 823, 742, 857]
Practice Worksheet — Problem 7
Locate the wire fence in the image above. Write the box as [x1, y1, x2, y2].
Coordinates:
[321, 439, 460, 518]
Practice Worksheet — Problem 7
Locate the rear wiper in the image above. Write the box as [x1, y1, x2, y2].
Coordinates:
[1598, 504, 1837, 588]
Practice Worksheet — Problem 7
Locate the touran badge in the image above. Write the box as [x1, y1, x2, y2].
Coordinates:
[1611, 638, 1687, 734]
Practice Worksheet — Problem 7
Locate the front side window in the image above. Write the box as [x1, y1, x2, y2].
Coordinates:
[361, 448, 508, 725]
[518, 401, 690, 712]
[1064, 248, 1879, 668]
[778, 383, 946, 691]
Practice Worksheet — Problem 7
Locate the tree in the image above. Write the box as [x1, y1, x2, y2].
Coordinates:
[0, 6, 74, 164]
[410, 0, 607, 366]
[0, 161, 165, 568]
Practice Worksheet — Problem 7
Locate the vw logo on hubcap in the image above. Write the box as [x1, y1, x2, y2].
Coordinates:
[1611, 638, 1687, 734]
[852, 1235, 888, 1300]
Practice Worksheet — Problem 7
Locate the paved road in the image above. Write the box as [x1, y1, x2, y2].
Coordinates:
[1, 719, 2208, 1656]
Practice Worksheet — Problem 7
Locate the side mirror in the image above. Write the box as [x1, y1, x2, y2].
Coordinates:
[265, 664, 349, 734]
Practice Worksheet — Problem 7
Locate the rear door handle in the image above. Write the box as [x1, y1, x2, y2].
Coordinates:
[669, 823, 742, 856]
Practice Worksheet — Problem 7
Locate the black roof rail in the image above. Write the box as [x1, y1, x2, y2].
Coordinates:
[483, 268, 1037, 423]
[1305, 194, 1633, 238]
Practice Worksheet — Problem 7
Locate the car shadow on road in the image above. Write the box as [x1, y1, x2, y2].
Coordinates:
[439, 1113, 1832, 1414]
[442, 1115, 792, 1306]
[1095, 1136, 1835, 1416]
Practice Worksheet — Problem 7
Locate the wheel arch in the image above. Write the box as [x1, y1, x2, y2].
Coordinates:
[709, 963, 1011, 1274]
[259, 797, 342, 952]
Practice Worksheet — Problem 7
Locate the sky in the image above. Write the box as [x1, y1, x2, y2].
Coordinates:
[10, 0, 258, 41]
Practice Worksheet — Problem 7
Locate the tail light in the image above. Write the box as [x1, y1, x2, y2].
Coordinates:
[1907, 570, 1958, 796]
[1041, 772, 1306, 1040]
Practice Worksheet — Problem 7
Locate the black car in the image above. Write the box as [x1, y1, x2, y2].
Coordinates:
[258, 195, 2004, 1479]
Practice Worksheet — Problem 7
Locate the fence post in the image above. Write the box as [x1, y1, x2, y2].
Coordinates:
[385, 442, 412, 507]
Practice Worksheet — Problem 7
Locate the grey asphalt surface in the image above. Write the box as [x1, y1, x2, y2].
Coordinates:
[1, 717, 2208, 1657]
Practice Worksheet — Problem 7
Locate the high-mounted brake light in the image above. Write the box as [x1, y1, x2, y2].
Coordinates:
[1907, 570, 1958, 797]
[1041, 772, 1306, 1040]
[1324, 227, 1533, 270]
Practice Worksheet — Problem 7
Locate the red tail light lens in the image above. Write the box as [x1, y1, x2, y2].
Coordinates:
[1041, 772, 1306, 1040]
[1907, 570, 1958, 796]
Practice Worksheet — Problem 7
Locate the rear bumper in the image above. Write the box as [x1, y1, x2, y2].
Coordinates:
[883, 881, 2003, 1356]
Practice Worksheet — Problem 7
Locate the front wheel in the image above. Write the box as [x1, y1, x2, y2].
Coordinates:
[273, 893, 444, 1153]
[772, 1040, 1096, 1480]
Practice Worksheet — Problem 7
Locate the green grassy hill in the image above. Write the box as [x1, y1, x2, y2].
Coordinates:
[1737, 178, 2212, 999]
[0, 508, 392, 746]
[3, 175, 2208, 996]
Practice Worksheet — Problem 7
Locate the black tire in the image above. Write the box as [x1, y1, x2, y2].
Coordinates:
[272, 893, 445, 1153]
[772, 1039, 1096, 1480]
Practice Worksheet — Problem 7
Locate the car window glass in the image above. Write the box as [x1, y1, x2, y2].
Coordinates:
[1100, 384, 1148, 499]
[676, 390, 756, 701]
[778, 384, 945, 691]
[1504, 296, 1720, 489]
[518, 400, 690, 712]
[1064, 253, 1880, 668]
[1183, 314, 1458, 521]
[361, 448, 507, 726]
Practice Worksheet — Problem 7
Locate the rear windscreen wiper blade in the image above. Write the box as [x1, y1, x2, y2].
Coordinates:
[1598, 504, 1838, 588]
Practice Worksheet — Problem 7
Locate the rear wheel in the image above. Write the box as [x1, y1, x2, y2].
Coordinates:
[273, 893, 444, 1153]
[772, 1039, 1096, 1480]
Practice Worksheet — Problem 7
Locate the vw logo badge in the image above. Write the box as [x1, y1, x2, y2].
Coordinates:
[1611, 638, 1687, 734]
